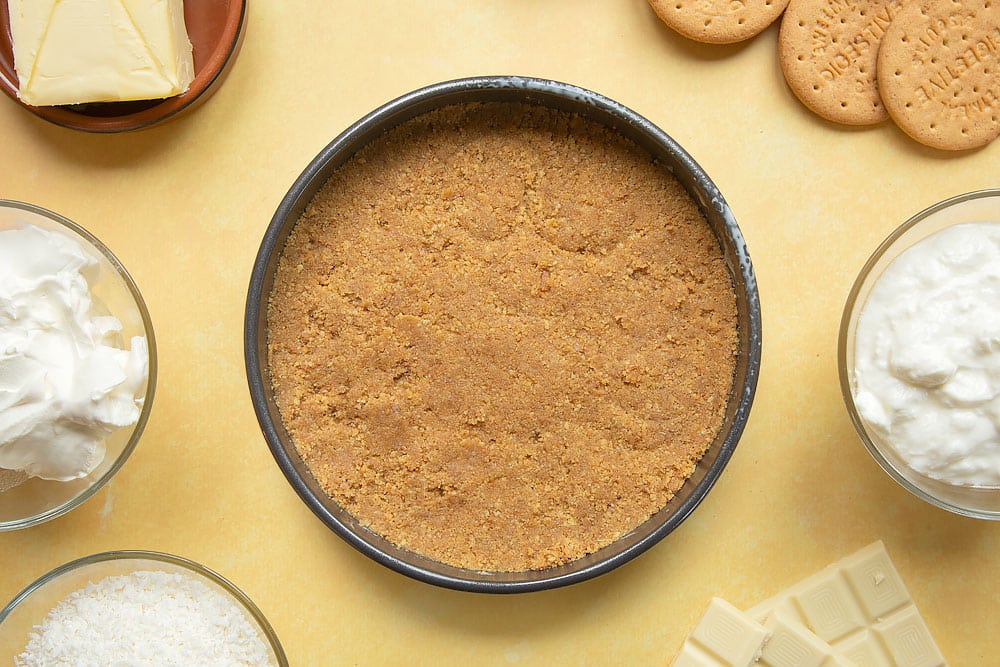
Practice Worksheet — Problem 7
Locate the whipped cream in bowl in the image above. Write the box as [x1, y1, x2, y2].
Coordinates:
[0, 201, 155, 530]
[840, 190, 1000, 520]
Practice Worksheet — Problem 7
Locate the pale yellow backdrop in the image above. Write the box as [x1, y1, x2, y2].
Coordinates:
[1, 1, 998, 665]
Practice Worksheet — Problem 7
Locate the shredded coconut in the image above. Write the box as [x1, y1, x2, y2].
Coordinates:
[16, 569, 276, 667]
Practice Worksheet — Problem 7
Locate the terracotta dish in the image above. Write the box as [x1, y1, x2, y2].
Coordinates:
[0, 0, 246, 132]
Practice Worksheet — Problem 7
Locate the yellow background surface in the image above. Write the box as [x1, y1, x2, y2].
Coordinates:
[2, 1, 999, 664]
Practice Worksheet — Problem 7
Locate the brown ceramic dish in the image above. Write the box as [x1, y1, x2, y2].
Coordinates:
[0, 0, 247, 132]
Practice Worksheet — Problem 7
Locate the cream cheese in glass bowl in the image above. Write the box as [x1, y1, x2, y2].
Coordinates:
[0, 200, 156, 530]
[840, 189, 1000, 519]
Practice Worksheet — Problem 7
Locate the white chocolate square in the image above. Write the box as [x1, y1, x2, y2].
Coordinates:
[671, 598, 769, 666]
[758, 615, 844, 667]
[835, 630, 894, 667]
[842, 547, 911, 621]
[876, 606, 946, 667]
[793, 573, 868, 642]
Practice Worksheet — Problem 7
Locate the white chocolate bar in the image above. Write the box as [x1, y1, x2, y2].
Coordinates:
[746, 542, 945, 667]
[670, 542, 946, 667]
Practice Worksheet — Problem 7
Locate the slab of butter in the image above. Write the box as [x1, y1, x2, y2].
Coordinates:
[9, 0, 194, 107]
[747, 541, 946, 667]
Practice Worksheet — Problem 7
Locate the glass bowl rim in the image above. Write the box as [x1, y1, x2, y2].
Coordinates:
[0, 549, 288, 665]
[0, 199, 158, 530]
[837, 187, 1000, 520]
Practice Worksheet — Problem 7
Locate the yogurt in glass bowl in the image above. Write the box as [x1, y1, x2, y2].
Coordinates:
[839, 189, 1000, 519]
[0, 200, 156, 530]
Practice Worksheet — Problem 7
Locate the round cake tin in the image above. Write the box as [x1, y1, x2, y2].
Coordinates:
[245, 76, 762, 592]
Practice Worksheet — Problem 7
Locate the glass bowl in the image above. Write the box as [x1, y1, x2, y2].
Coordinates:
[245, 76, 762, 592]
[0, 200, 156, 530]
[0, 550, 287, 665]
[839, 189, 1000, 519]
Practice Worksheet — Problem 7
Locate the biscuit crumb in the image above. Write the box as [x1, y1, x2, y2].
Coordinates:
[267, 102, 738, 572]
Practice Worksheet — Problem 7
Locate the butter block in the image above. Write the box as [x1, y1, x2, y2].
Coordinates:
[9, 0, 194, 106]
[671, 598, 769, 667]
[746, 542, 946, 667]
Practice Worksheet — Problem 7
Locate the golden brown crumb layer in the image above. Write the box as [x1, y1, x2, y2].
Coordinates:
[267, 102, 738, 572]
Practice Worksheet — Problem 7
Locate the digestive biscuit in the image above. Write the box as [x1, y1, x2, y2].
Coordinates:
[648, 0, 790, 45]
[877, 0, 1000, 150]
[779, 0, 908, 125]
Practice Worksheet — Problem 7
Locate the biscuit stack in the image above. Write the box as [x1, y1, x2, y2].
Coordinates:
[647, 0, 1000, 151]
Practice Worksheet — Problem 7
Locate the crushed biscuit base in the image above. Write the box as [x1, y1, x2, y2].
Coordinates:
[266, 102, 738, 572]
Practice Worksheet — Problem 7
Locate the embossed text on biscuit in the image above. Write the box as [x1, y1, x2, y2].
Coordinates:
[910, 14, 973, 66]
[913, 25, 1000, 118]
[692, 0, 748, 18]
[816, 0, 903, 84]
